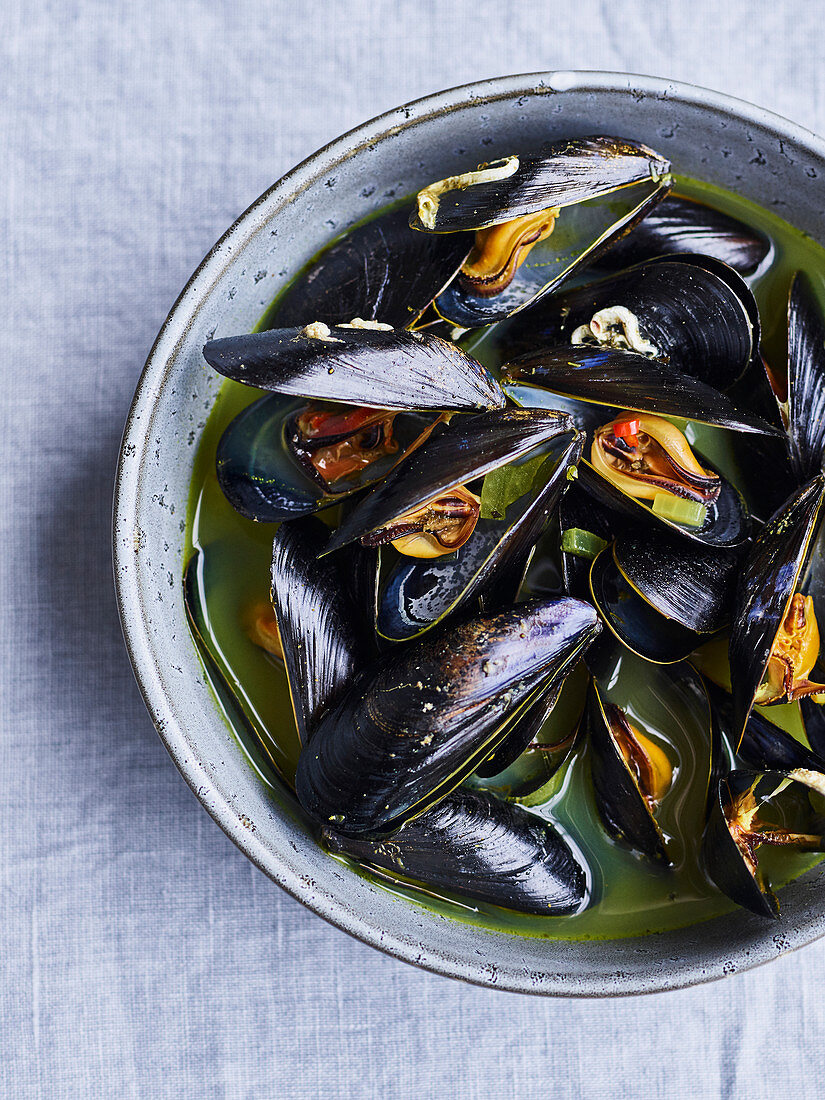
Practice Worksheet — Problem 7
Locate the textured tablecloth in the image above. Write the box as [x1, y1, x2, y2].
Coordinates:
[4, 2, 825, 1096]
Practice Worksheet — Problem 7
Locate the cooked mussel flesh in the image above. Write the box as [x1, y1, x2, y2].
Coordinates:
[704, 770, 825, 919]
[587, 684, 672, 863]
[729, 475, 825, 745]
[323, 787, 588, 915]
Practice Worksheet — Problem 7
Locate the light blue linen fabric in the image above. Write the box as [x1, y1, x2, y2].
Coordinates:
[3, 1, 825, 1096]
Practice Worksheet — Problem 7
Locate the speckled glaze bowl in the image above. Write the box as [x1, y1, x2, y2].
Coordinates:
[114, 72, 825, 995]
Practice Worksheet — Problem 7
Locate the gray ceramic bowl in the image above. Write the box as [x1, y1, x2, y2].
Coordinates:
[114, 71, 825, 996]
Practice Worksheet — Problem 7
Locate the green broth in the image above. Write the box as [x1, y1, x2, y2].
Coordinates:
[185, 176, 825, 939]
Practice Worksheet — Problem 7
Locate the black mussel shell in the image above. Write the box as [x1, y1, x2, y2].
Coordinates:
[203, 324, 505, 411]
[577, 455, 749, 549]
[473, 678, 564, 780]
[705, 679, 825, 780]
[586, 682, 669, 863]
[470, 662, 589, 800]
[267, 204, 472, 330]
[433, 179, 670, 329]
[703, 769, 825, 919]
[497, 258, 754, 390]
[502, 347, 781, 437]
[592, 193, 770, 275]
[322, 408, 576, 555]
[271, 517, 376, 745]
[376, 429, 582, 641]
[503, 379, 608, 437]
[558, 483, 624, 600]
[323, 787, 588, 915]
[409, 136, 669, 233]
[729, 476, 825, 747]
[215, 394, 440, 522]
[589, 545, 701, 664]
[787, 272, 825, 484]
[295, 597, 601, 836]
[613, 530, 739, 633]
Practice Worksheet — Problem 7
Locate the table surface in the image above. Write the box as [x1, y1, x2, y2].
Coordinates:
[4, 2, 825, 1096]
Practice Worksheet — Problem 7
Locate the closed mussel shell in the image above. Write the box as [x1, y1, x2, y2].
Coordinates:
[592, 193, 770, 275]
[323, 787, 588, 915]
[728, 475, 825, 747]
[294, 596, 601, 836]
[497, 257, 754, 390]
[203, 324, 505, 412]
[267, 204, 472, 330]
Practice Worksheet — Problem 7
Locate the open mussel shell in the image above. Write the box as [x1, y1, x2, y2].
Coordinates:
[586, 681, 669, 863]
[728, 475, 825, 747]
[376, 429, 582, 641]
[433, 179, 670, 328]
[502, 347, 780, 437]
[203, 324, 505, 412]
[322, 407, 576, 555]
[409, 136, 670, 233]
[786, 271, 825, 484]
[589, 545, 702, 664]
[497, 257, 754, 390]
[270, 517, 376, 746]
[294, 596, 601, 836]
[266, 204, 472, 330]
[703, 769, 825, 919]
[216, 394, 440, 522]
[613, 530, 739, 634]
[577, 455, 748, 549]
[592, 193, 771, 275]
[323, 787, 588, 915]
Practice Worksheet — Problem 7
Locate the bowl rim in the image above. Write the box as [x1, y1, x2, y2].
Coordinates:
[113, 70, 825, 996]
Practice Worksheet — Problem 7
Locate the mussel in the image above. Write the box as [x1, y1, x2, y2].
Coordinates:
[269, 517, 376, 745]
[586, 648, 713, 865]
[498, 256, 757, 389]
[704, 769, 825, 918]
[203, 322, 505, 412]
[728, 475, 825, 747]
[267, 204, 472, 330]
[322, 408, 580, 639]
[588, 544, 708, 664]
[785, 271, 825, 484]
[587, 683, 672, 863]
[324, 787, 587, 915]
[504, 348, 776, 546]
[592, 193, 770, 275]
[294, 597, 601, 836]
[409, 137, 671, 327]
[215, 394, 442, 521]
